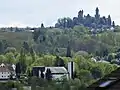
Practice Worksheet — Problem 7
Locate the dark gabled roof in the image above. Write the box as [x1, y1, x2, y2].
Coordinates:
[88, 67, 120, 90]
[46, 67, 68, 74]
[0, 63, 15, 72]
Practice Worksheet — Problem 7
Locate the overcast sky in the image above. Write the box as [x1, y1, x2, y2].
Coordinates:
[0, 0, 120, 27]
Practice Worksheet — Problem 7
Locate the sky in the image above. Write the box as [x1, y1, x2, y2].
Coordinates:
[0, 0, 120, 27]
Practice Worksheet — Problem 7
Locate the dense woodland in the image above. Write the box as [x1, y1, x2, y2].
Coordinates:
[0, 7, 120, 89]
[0, 25, 120, 89]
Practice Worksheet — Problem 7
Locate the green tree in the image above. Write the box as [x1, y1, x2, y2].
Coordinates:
[33, 30, 40, 42]
[5, 52, 15, 64]
[0, 55, 6, 63]
[90, 66, 104, 79]
[0, 41, 4, 54]
[66, 41, 71, 57]
[19, 47, 27, 74]
[5, 47, 16, 54]
[54, 56, 65, 67]
[30, 47, 36, 63]
[108, 53, 115, 62]
[104, 64, 114, 75]
[77, 69, 93, 86]
[45, 68, 52, 81]
[23, 41, 29, 52]
[15, 62, 21, 78]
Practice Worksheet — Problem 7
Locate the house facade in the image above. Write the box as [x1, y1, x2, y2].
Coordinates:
[0, 63, 16, 80]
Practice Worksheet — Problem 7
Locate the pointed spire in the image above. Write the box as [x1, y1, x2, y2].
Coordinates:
[108, 15, 111, 26]
[78, 10, 83, 18]
[95, 7, 100, 19]
[96, 7, 99, 15]
[112, 21, 115, 28]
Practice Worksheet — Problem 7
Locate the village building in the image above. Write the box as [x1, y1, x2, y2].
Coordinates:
[0, 63, 16, 80]
[88, 67, 120, 90]
[32, 66, 69, 80]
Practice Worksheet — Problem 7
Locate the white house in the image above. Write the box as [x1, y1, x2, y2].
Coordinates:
[0, 63, 16, 80]
[44, 67, 69, 80]
[32, 66, 69, 80]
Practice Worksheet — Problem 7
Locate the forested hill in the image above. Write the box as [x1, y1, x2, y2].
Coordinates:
[55, 7, 115, 29]
[0, 26, 120, 89]
[0, 7, 119, 59]
[0, 7, 120, 89]
[1, 25, 120, 58]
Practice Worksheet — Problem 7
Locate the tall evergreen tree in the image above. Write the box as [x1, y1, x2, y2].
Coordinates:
[15, 62, 21, 78]
[2, 40, 9, 50]
[23, 41, 29, 52]
[66, 41, 72, 57]
[45, 68, 52, 81]
[103, 48, 109, 57]
[54, 56, 65, 67]
[20, 47, 26, 74]
[10, 27, 13, 32]
[33, 30, 40, 42]
[30, 47, 35, 63]
[0, 41, 4, 54]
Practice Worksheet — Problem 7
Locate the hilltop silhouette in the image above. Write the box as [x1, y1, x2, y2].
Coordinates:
[55, 7, 115, 29]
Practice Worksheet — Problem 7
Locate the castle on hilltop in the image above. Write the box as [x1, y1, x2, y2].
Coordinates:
[55, 7, 115, 30]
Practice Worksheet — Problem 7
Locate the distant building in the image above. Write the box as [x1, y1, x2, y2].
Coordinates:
[32, 66, 69, 80]
[98, 60, 110, 63]
[25, 30, 34, 32]
[91, 57, 97, 62]
[0, 63, 16, 80]
[88, 67, 120, 90]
